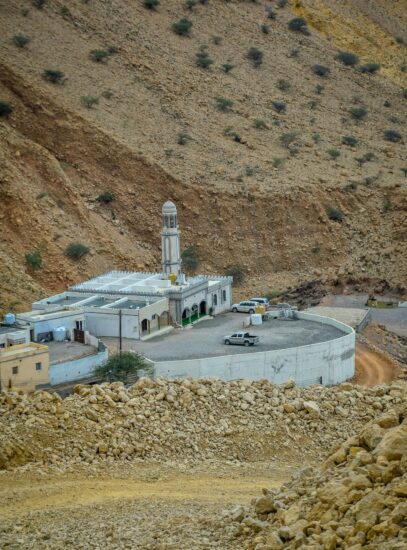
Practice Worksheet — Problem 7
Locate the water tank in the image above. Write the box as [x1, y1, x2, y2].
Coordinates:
[53, 326, 66, 342]
[251, 313, 263, 326]
[4, 313, 16, 326]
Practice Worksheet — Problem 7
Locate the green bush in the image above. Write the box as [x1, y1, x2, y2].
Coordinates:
[360, 63, 380, 74]
[13, 34, 30, 48]
[280, 131, 298, 148]
[272, 157, 285, 168]
[342, 135, 358, 147]
[42, 69, 64, 83]
[33, 0, 45, 9]
[261, 24, 270, 34]
[327, 148, 341, 160]
[276, 79, 291, 91]
[288, 17, 309, 34]
[90, 49, 110, 63]
[25, 250, 42, 270]
[272, 100, 286, 113]
[225, 265, 245, 285]
[266, 7, 276, 20]
[97, 191, 115, 203]
[172, 19, 192, 36]
[95, 352, 151, 384]
[355, 152, 375, 166]
[65, 242, 90, 260]
[81, 95, 99, 109]
[0, 101, 13, 117]
[312, 64, 330, 77]
[253, 118, 267, 129]
[144, 0, 160, 9]
[102, 90, 114, 99]
[222, 63, 235, 73]
[215, 96, 233, 112]
[384, 129, 402, 143]
[181, 245, 200, 271]
[177, 132, 190, 145]
[326, 207, 344, 222]
[195, 46, 213, 69]
[350, 106, 368, 121]
[248, 47, 263, 67]
[186, 0, 197, 9]
[336, 51, 359, 66]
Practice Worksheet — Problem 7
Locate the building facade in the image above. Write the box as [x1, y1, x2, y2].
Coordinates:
[0, 342, 49, 392]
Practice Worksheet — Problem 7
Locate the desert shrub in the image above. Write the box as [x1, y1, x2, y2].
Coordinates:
[289, 48, 299, 58]
[383, 197, 392, 212]
[384, 129, 402, 142]
[177, 132, 190, 145]
[355, 152, 375, 166]
[144, 0, 159, 9]
[172, 19, 192, 36]
[326, 207, 344, 222]
[350, 106, 368, 121]
[25, 250, 42, 270]
[336, 51, 359, 66]
[36, 192, 46, 199]
[222, 63, 235, 73]
[212, 36, 222, 45]
[266, 7, 276, 19]
[327, 148, 341, 160]
[277, 0, 288, 6]
[288, 17, 309, 34]
[60, 5, 70, 16]
[315, 84, 324, 94]
[95, 352, 151, 384]
[225, 265, 245, 285]
[90, 49, 109, 63]
[312, 132, 321, 144]
[253, 118, 267, 129]
[65, 242, 90, 260]
[342, 135, 358, 147]
[224, 128, 241, 142]
[13, 34, 30, 48]
[308, 100, 317, 110]
[401, 167, 407, 178]
[312, 64, 330, 77]
[102, 90, 113, 99]
[248, 47, 263, 67]
[186, 0, 197, 9]
[33, 0, 45, 8]
[0, 102, 13, 117]
[272, 100, 286, 113]
[276, 79, 291, 91]
[272, 157, 285, 168]
[261, 24, 269, 34]
[42, 69, 64, 83]
[360, 63, 380, 74]
[280, 131, 298, 148]
[195, 46, 213, 69]
[181, 245, 200, 271]
[215, 96, 233, 112]
[97, 191, 115, 203]
[81, 95, 99, 108]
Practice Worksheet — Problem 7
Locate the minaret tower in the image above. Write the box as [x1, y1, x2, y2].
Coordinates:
[161, 200, 181, 276]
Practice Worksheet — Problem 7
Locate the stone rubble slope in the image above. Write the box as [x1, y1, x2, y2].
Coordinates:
[1, 378, 405, 471]
[218, 386, 407, 549]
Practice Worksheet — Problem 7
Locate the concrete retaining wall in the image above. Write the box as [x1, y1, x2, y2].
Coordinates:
[154, 312, 355, 386]
[49, 348, 108, 385]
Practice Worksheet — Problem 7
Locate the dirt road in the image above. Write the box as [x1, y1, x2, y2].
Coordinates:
[354, 343, 398, 387]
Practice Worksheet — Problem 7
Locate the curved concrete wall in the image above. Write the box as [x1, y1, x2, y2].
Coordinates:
[153, 312, 355, 387]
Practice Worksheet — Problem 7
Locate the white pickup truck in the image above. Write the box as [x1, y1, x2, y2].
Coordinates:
[223, 332, 260, 347]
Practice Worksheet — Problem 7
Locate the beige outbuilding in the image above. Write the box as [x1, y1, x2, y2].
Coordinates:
[0, 342, 49, 392]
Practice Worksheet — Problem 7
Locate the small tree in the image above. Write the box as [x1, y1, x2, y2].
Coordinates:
[95, 352, 151, 384]
[360, 63, 380, 74]
[144, 0, 160, 9]
[13, 34, 30, 48]
[81, 95, 99, 108]
[336, 51, 359, 66]
[248, 47, 263, 67]
[182, 245, 200, 271]
[25, 250, 42, 270]
[172, 19, 192, 36]
[288, 17, 309, 34]
[215, 96, 233, 112]
[384, 129, 402, 143]
[97, 191, 115, 203]
[89, 49, 110, 63]
[0, 102, 13, 117]
[312, 64, 330, 77]
[42, 69, 65, 83]
[65, 242, 90, 259]
[225, 265, 245, 285]
[195, 46, 213, 69]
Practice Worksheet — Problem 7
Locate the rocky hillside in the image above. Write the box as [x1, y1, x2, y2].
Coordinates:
[0, 0, 406, 312]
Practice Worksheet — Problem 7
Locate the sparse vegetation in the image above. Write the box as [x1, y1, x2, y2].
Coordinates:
[266, 7, 276, 20]
[172, 19, 192, 36]
[144, 0, 160, 9]
[277, 0, 288, 6]
[81, 95, 99, 109]
[276, 79, 291, 91]
[89, 49, 110, 63]
[0, 102, 13, 117]
[185, 0, 197, 10]
[336, 51, 359, 67]
[212, 36, 222, 45]
[312, 64, 330, 77]
[280, 131, 298, 148]
[272, 100, 286, 113]
[33, 0, 45, 9]
[225, 265, 245, 285]
[326, 207, 344, 222]
[247, 47, 263, 68]
[195, 46, 213, 69]
[288, 17, 309, 34]
[181, 245, 200, 271]
[97, 191, 115, 203]
[384, 129, 402, 143]
[65, 242, 90, 260]
[101, 90, 113, 99]
[42, 69, 64, 84]
[383, 197, 392, 212]
[315, 84, 324, 94]
[261, 24, 269, 34]
[342, 135, 358, 147]
[327, 148, 341, 160]
[177, 132, 190, 145]
[95, 352, 151, 384]
[253, 119, 267, 129]
[355, 152, 375, 166]
[215, 96, 233, 112]
[222, 63, 235, 73]
[60, 5, 70, 16]
[360, 63, 380, 74]
[272, 157, 285, 168]
[312, 133, 321, 144]
[350, 106, 368, 121]
[13, 34, 30, 48]
[25, 250, 42, 270]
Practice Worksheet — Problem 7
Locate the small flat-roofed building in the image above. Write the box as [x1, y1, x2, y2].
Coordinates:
[0, 342, 49, 392]
[0, 323, 30, 349]
[16, 308, 86, 343]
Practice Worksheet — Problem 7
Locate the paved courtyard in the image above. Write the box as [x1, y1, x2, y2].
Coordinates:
[48, 341, 98, 365]
[102, 313, 344, 361]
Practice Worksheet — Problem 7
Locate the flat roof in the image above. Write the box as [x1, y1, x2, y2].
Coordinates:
[85, 297, 119, 308]
[18, 309, 83, 321]
[48, 341, 98, 365]
[0, 325, 27, 335]
[115, 300, 147, 310]
[52, 296, 88, 306]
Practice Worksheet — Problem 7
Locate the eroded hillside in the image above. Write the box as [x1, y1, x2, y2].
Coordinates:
[0, 0, 406, 312]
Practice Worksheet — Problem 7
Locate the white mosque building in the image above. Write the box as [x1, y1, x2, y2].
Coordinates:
[19, 201, 233, 341]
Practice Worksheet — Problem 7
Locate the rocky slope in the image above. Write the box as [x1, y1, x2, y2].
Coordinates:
[0, 0, 406, 313]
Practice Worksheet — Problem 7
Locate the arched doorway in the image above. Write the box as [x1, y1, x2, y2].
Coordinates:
[141, 318, 149, 335]
[199, 300, 206, 315]
[182, 307, 190, 326]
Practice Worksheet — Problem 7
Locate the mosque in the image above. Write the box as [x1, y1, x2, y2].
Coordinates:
[20, 201, 233, 341]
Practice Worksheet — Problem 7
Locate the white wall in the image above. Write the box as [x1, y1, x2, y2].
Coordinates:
[49, 348, 108, 385]
[0, 327, 30, 347]
[153, 313, 355, 387]
[85, 310, 139, 339]
[17, 312, 85, 341]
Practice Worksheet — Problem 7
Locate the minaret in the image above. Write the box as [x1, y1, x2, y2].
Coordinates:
[161, 200, 181, 276]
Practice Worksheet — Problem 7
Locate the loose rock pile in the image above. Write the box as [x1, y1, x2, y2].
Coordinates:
[220, 393, 407, 549]
[1, 379, 405, 470]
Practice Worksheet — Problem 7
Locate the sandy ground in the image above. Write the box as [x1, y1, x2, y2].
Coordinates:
[354, 342, 398, 387]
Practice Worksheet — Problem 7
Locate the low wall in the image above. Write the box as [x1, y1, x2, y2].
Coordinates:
[153, 312, 355, 387]
[49, 349, 107, 386]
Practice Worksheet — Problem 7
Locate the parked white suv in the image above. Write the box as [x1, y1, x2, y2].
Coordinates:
[250, 297, 270, 309]
[231, 301, 258, 313]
